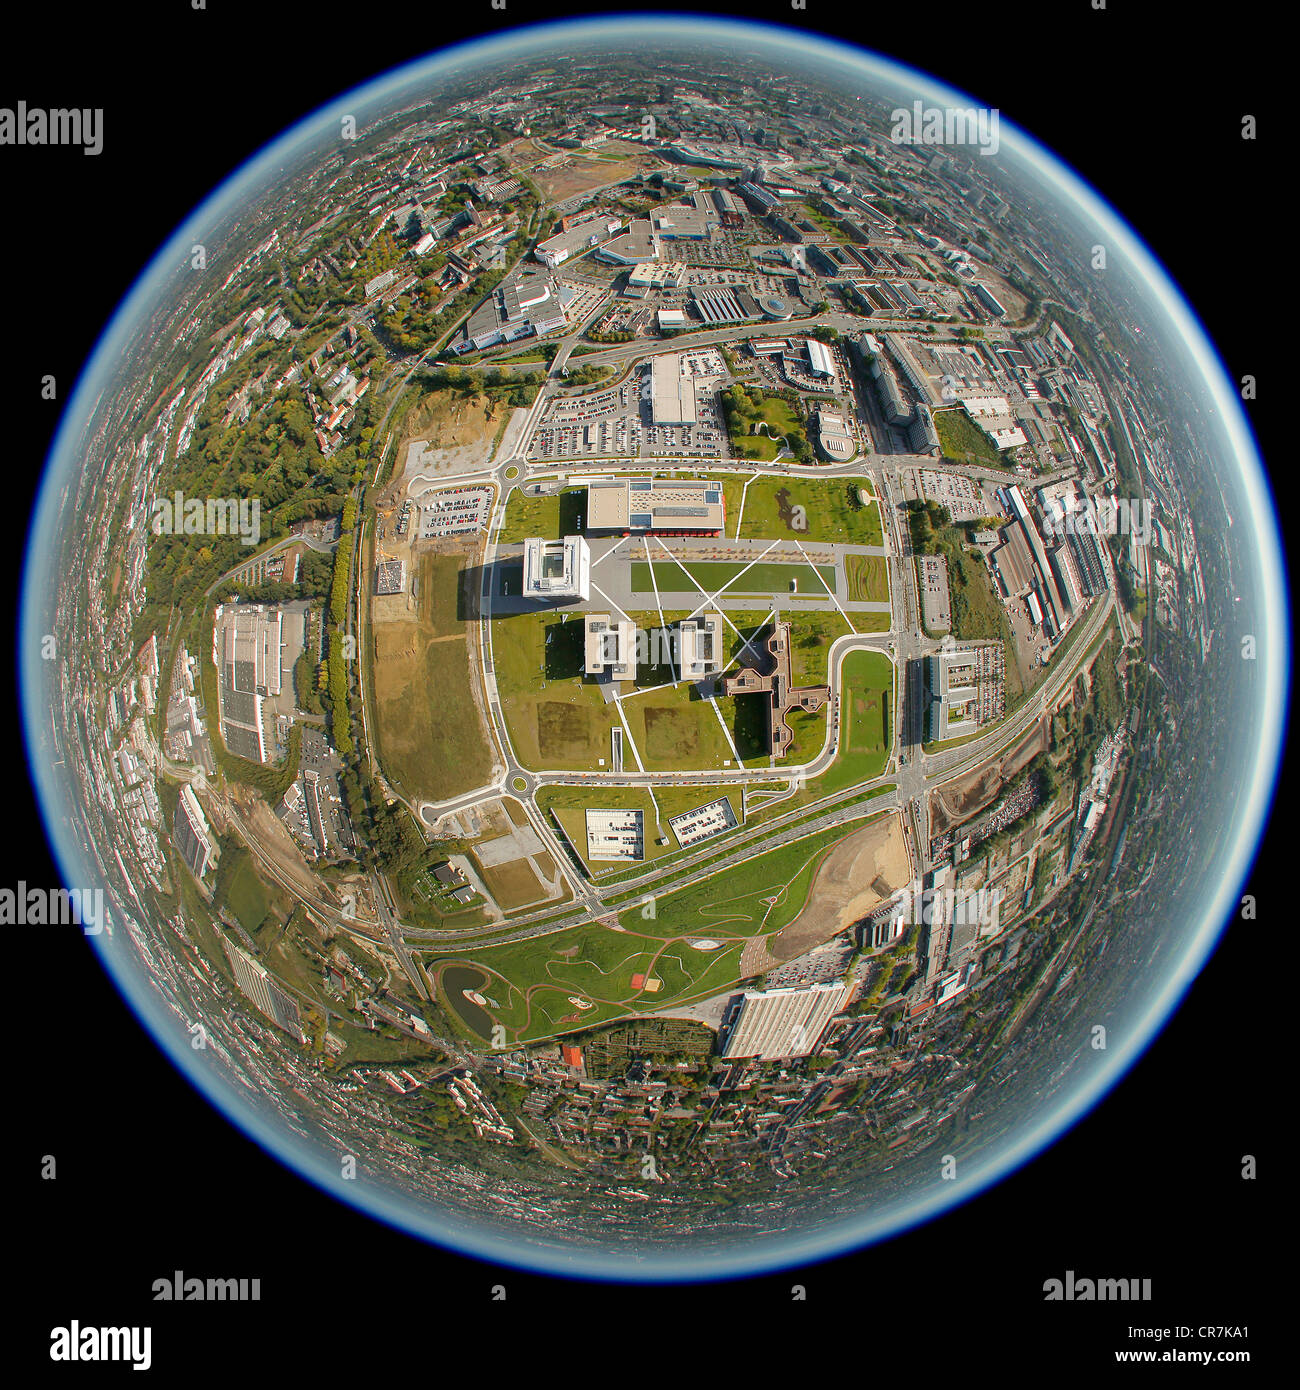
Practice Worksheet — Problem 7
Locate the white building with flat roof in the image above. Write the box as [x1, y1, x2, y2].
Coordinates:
[584, 613, 637, 680]
[522, 535, 590, 602]
[649, 353, 698, 425]
[807, 337, 836, 379]
[679, 612, 723, 679]
[585, 809, 644, 861]
[585, 477, 724, 534]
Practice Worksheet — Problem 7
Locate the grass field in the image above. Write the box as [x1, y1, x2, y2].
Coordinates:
[478, 857, 549, 911]
[821, 649, 893, 792]
[934, 407, 1005, 467]
[787, 609, 853, 685]
[539, 785, 742, 863]
[552, 804, 675, 875]
[371, 552, 493, 799]
[224, 854, 271, 935]
[494, 611, 618, 770]
[497, 487, 586, 544]
[435, 929, 747, 1042]
[736, 476, 882, 546]
[617, 820, 858, 938]
[845, 553, 890, 603]
[629, 559, 838, 596]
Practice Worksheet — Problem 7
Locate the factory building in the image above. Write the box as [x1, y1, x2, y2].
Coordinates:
[459, 266, 566, 352]
[806, 337, 836, 379]
[721, 981, 852, 1060]
[596, 218, 659, 265]
[909, 402, 940, 454]
[222, 938, 306, 1044]
[973, 281, 1008, 318]
[175, 784, 217, 881]
[535, 217, 624, 268]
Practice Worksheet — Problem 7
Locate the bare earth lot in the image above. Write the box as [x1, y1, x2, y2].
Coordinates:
[766, 811, 910, 962]
[370, 551, 494, 802]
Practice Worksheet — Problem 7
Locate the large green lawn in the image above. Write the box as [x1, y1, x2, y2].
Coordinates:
[736, 476, 882, 547]
[493, 611, 618, 770]
[428, 818, 870, 1042]
[727, 393, 807, 461]
[629, 559, 838, 596]
[495, 610, 760, 773]
[821, 649, 893, 792]
[617, 819, 861, 938]
[433, 930, 746, 1043]
[497, 487, 586, 543]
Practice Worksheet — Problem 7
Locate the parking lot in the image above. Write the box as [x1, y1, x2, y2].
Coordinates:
[557, 276, 612, 327]
[528, 349, 731, 460]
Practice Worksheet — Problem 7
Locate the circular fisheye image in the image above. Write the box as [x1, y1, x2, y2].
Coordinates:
[20, 15, 1285, 1283]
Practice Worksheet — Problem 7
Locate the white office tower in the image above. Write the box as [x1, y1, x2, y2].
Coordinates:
[522, 535, 591, 602]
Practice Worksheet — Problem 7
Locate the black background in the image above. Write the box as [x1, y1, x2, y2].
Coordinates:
[3, 1, 1277, 1368]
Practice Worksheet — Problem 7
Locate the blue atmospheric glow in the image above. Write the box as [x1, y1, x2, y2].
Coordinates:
[19, 15, 1288, 1284]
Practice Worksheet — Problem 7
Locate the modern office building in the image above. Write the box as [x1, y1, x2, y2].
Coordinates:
[721, 980, 853, 1060]
[585, 809, 644, 861]
[926, 649, 980, 742]
[722, 621, 830, 757]
[522, 535, 591, 602]
[679, 612, 724, 680]
[925, 644, 1006, 742]
[584, 613, 637, 680]
[585, 477, 724, 535]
